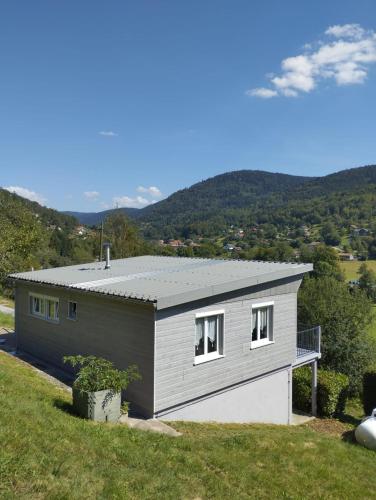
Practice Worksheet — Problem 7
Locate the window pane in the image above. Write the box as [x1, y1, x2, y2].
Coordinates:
[195, 318, 205, 356]
[47, 300, 58, 320]
[40, 298, 45, 315]
[252, 310, 258, 341]
[260, 308, 268, 339]
[217, 315, 223, 354]
[48, 300, 54, 319]
[207, 316, 217, 353]
[69, 301, 77, 319]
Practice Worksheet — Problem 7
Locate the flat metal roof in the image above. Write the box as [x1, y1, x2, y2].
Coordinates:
[9, 255, 312, 309]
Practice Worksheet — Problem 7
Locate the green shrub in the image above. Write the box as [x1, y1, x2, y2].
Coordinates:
[293, 366, 349, 417]
[292, 366, 311, 413]
[63, 355, 141, 394]
[318, 369, 349, 417]
[363, 372, 376, 416]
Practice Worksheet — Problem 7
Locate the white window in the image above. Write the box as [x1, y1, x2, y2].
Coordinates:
[47, 299, 59, 321]
[30, 294, 59, 322]
[195, 311, 224, 364]
[251, 302, 274, 348]
[30, 295, 45, 317]
[68, 301, 77, 320]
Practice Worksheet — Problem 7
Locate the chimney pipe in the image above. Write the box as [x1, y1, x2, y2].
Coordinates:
[103, 242, 111, 269]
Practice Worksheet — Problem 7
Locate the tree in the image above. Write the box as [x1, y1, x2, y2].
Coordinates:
[298, 276, 375, 394]
[103, 211, 149, 259]
[304, 245, 344, 281]
[0, 193, 46, 290]
[358, 263, 376, 302]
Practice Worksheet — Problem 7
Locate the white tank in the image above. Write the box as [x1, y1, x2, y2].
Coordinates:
[355, 409, 376, 451]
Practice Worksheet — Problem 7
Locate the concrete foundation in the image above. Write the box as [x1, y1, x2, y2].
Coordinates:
[158, 368, 290, 424]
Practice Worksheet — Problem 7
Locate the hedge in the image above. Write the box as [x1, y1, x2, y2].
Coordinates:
[293, 366, 349, 418]
[363, 372, 376, 416]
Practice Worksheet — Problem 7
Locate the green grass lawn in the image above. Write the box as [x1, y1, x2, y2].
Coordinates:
[0, 311, 14, 329]
[1, 353, 376, 499]
[0, 295, 14, 308]
[339, 259, 376, 281]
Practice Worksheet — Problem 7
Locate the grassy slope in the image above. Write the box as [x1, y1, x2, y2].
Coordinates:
[339, 262, 376, 342]
[1, 353, 376, 499]
[0, 295, 15, 329]
[0, 311, 14, 329]
[0, 296, 14, 308]
[339, 259, 376, 281]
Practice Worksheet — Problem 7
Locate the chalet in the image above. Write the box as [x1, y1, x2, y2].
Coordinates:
[10, 255, 320, 424]
[352, 228, 370, 237]
[168, 239, 185, 248]
[338, 253, 355, 261]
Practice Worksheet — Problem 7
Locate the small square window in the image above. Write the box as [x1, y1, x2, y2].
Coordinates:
[68, 301, 77, 320]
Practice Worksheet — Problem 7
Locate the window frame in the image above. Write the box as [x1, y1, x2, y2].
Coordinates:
[29, 293, 60, 323]
[67, 300, 78, 321]
[30, 294, 46, 318]
[251, 301, 274, 349]
[194, 309, 225, 365]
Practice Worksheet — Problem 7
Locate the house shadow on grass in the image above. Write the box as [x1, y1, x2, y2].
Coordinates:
[53, 398, 78, 418]
[338, 411, 361, 445]
[341, 429, 356, 444]
[337, 411, 362, 427]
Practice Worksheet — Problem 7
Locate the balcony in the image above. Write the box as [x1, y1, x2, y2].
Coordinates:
[293, 326, 321, 367]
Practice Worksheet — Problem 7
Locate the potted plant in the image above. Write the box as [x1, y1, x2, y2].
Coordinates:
[63, 355, 141, 422]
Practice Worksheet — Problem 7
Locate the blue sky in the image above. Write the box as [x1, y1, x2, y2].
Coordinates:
[1, 0, 375, 211]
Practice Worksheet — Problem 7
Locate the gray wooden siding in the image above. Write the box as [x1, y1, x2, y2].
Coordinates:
[15, 282, 155, 416]
[154, 277, 301, 413]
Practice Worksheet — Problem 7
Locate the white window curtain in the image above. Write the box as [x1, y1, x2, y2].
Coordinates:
[252, 310, 258, 341]
[195, 318, 205, 356]
[259, 308, 268, 339]
[207, 316, 217, 353]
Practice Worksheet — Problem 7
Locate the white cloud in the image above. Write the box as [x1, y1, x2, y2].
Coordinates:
[112, 195, 150, 209]
[325, 24, 365, 40]
[84, 191, 100, 200]
[245, 87, 278, 98]
[98, 131, 118, 137]
[247, 24, 376, 98]
[137, 185, 163, 197]
[4, 186, 47, 205]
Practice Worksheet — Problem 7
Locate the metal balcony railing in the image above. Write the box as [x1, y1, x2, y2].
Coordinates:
[296, 326, 321, 359]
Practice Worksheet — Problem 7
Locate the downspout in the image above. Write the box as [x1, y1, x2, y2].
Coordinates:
[288, 366, 292, 424]
[153, 302, 157, 418]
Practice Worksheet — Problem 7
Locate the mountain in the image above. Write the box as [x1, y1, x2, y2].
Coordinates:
[0, 188, 78, 230]
[61, 165, 376, 240]
[137, 165, 376, 238]
[63, 207, 140, 226]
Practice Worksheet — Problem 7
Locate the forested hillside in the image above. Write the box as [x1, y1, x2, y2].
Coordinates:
[136, 165, 376, 241]
[0, 189, 85, 288]
[69, 165, 376, 242]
